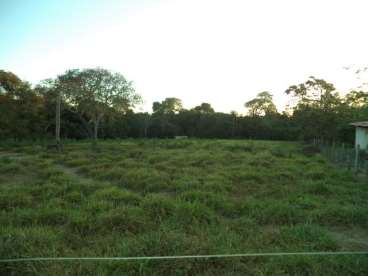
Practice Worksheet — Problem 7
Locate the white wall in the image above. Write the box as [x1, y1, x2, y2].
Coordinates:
[356, 127, 368, 150]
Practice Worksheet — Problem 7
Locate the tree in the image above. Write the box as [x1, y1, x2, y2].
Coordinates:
[0, 70, 46, 140]
[285, 77, 342, 141]
[245, 91, 277, 116]
[57, 68, 141, 141]
[344, 90, 368, 107]
[35, 79, 63, 148]
[152, 97, 183, 114]
[0, 70, 24, 95]
[192, 103, 215, 113]
[285, 76, 339, 111]
[151, 98, 183, 137]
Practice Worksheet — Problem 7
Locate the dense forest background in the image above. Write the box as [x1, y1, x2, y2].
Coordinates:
[0, 68, 367, 144]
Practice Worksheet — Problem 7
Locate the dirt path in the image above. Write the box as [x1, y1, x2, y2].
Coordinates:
[0, 151, 95, 184]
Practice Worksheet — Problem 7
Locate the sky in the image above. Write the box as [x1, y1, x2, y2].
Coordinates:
[1, 0, 368, 113]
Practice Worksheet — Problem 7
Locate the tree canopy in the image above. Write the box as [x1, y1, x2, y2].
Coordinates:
[245, 91, 277, 116]
[1, 68, 367, 145]
[192, 103, 215, 113]
[55, 68, 141, 140]
[152, 98, 183, 114]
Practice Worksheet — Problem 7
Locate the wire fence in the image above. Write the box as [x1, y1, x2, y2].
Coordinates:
[313, 139, 368, 176]
[1, 251, 368, 263]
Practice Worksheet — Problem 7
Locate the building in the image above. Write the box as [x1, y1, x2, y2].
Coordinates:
[0, 85, 6, 94]
[350, 122, 368, 150]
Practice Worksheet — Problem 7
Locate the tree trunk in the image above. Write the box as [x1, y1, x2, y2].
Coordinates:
[92, 114, 103, 148]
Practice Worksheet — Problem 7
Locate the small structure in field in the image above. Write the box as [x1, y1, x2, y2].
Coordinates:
[175, 136, 188, 139]
[350, 121, 368, 150]
[0, 85, 6, 94]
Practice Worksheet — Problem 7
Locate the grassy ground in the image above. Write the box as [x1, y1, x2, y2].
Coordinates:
[0, 139, 367, 275]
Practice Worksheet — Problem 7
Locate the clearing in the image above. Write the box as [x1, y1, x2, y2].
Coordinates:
[0, 139, 367, 275]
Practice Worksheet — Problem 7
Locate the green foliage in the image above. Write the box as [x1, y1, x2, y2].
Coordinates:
[1, 69, 367, 144]
[152, 97, 183, 114]
[245, 91, 278, 116]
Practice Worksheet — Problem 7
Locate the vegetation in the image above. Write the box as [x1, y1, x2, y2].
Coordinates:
[1, 69, 367, 144]
[1, 139, 367, 275]
[0, 66, 367, 274]
[244, 91, 277, 116]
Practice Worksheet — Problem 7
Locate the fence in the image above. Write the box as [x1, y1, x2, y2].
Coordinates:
[313, 140, 368, 176]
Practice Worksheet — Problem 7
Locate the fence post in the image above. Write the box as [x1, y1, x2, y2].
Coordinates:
[355, 144, 360, 173]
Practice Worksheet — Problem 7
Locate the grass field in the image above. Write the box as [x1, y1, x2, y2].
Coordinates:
[1, 139, 368, 275]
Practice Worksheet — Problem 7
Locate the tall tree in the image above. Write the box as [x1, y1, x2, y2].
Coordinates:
[152, 97, 183, 114]
[344, 90, 368, 107]
[57, 68, 141, 141]
[0, 70, 46, 140]
[192, 103, 215, 113]
[0, 70, 24, 95]
[285, 77, 342, 141]
[245, 91, 277, 116]
[285, 76, 339, 111]
[152, 98, 183, 137]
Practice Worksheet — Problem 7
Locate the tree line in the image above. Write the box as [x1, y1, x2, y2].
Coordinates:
[0, 68, 367, 144]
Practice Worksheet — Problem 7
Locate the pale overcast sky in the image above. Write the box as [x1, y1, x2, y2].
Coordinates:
[1, 0, 368, 113]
